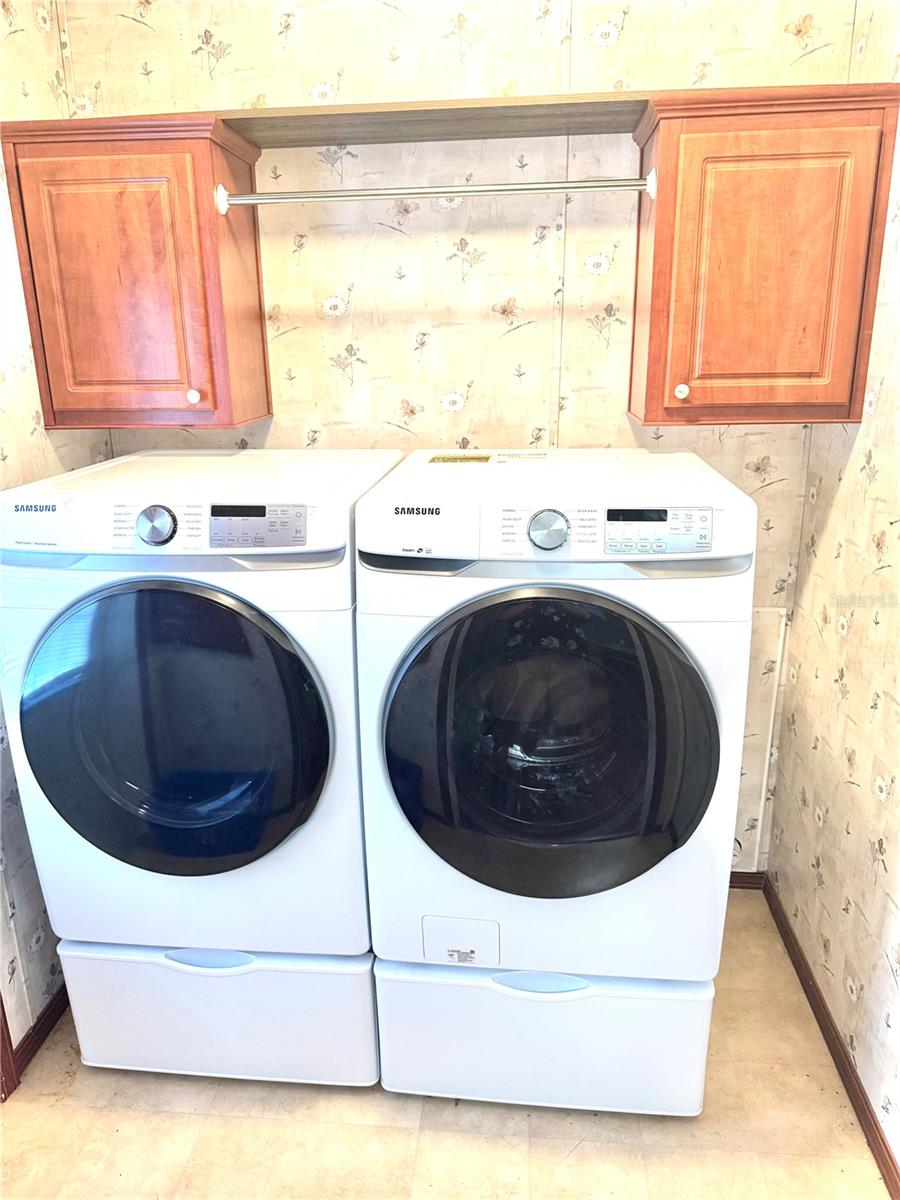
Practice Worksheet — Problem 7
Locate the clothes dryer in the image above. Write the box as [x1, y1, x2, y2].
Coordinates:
[0, 449, 401, 1083]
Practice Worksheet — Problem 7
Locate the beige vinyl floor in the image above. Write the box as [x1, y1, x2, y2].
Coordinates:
[0, 890, 889, 1200]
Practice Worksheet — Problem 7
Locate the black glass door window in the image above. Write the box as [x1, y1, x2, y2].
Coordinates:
[384, 589, 719, 898]
[21, 583, 330, 876]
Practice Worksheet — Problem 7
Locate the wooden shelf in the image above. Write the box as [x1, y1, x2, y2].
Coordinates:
[217, 93, 651, 148]
[215, 83, 900, 149]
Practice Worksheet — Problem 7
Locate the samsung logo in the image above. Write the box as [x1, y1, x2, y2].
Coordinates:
[394, 506, 441, 516]
[14, 504, 57, 513]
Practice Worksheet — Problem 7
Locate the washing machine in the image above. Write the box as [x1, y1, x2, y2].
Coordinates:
[354, 448, 756, 1113]
[0, 448, 400, 1084]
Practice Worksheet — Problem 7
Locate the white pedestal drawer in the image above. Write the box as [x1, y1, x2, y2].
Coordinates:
[60, 940, 379, 1085]
[375, 959, 714, 1115]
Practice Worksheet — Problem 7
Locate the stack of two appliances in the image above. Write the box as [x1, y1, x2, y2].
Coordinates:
[0, 450, 400, 1085]
[355, 449, 757, 1114]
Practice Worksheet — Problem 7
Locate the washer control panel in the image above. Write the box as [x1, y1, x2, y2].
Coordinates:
[209, 503, 307, 549]
[604, 507, 712, 555]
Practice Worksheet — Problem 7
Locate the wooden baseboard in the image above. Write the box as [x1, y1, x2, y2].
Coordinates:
[0, 985, 68, 1102]
[0, 996, 17, 1102]
[729, 870, 765, 889]
[763, 876, 899, 1200]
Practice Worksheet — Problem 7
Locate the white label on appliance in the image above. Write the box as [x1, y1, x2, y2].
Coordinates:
[447, 949, 477, 964]
[422, 916, 500, 966]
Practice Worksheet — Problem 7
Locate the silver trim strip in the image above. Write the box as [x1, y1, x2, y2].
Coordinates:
[358, 550, 475, 576]
[357, 551, 753, 580]
[0, 548, 345, 572]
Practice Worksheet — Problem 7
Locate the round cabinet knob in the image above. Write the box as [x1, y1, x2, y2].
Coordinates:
[186, 389, 202, 405]
[673, 383, 691, 400]
[136, 505, 178, 546]
[527, 508, 570, 551]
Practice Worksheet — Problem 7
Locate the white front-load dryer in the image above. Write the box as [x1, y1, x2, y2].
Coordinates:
[0, 449, 401, 1084]
[354, 448, 757, 1113]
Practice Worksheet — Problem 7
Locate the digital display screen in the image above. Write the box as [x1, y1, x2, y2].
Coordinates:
[210, 505, 267, 518]
[607, 509, 668, 523]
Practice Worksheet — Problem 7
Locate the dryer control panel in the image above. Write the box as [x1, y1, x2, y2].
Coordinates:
[106, 502, 310, 551]
[604, 507, 712, 555]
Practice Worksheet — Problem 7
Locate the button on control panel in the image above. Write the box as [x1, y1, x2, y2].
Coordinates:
[209, 503, 307, 549]
[604, 507, 712, 555]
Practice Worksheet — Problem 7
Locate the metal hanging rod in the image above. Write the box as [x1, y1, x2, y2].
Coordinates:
[214, 167, 657, 214]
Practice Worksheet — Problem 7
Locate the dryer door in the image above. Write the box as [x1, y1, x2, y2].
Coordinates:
[20, 582, 330, 876]
[384, 588, 719, 898]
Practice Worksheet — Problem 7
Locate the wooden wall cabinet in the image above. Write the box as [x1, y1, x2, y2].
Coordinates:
[4, 87, 897, 431]
[2, 117, 271, 429]
[630, 90, 899, 425]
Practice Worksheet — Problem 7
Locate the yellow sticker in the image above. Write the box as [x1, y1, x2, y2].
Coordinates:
[428, 454, 491, 463]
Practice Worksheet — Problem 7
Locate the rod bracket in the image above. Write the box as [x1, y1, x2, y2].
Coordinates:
[215, 184, 231, 216]
[645, 167, 658, 201]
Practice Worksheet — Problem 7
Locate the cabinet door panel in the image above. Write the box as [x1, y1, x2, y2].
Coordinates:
[666, 122, 880, 414]
[18, 151, 213, 416]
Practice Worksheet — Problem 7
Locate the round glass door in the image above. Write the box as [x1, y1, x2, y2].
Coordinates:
[20, 582, 330, 876]
[384, 588, 719, 898]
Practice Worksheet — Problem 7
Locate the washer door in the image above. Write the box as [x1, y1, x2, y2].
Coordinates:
[384, 588, 719, 898]
[20, 582, 330, 876]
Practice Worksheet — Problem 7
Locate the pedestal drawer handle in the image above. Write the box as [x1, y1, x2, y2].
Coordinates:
[163, 949, 256, 974]
[490, 971, 591, 996]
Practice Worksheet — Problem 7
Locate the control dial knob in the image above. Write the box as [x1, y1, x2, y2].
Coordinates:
[527, 508, 570, 551]
[136, 504, 177, 546]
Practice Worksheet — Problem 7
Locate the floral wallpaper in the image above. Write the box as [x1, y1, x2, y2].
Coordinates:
[0, 0, 896, 1128]
[765, 3, 900, 1157]
[768, 108, 900, 1156]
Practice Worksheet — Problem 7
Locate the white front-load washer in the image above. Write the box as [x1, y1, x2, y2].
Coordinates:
[0, 448, 400, 1084]
[354, 448, 756, 1113]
